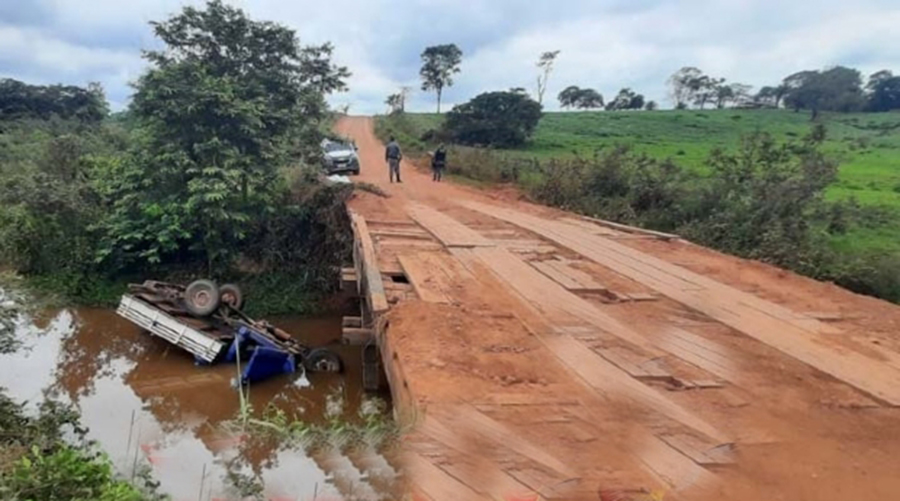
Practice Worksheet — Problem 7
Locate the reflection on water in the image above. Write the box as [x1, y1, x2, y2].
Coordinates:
[0, 302, 400, 500]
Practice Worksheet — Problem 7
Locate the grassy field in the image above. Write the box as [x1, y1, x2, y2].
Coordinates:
[379, 110, 900, 255]
[385, 110, 900, 206]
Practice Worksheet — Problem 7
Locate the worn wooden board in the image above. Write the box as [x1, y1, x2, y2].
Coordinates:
[545, 260, 608, 291]
[636, 435, 718, 492]
[471, 389, 583, 407]
[398, 253, 452, 304]
[560, 216, 622, 235]
[446, 405, 578, 478]
[371, 228, 434, 240]
[660, 327, 743, 383]
[404, 452, 482, 501]
[658, 433, 736, 466]
[462, 200, 900, 406]
[419, 412, 569, 497]
[531, 260, 584, 290]
[579, 214, 680, 241]
[349, 210, 389, 314]
[598, 346, 672, 380]
[407, 203, 494, 248]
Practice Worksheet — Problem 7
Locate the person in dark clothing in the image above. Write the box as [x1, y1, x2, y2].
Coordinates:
[385, 136, 402, 183]
[431, 144, 447, 182]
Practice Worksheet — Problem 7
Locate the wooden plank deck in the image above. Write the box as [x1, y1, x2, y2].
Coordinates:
[461, 200, 900, 406]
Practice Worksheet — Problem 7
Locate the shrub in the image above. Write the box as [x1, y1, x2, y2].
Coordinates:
[444, 90, 542, 147]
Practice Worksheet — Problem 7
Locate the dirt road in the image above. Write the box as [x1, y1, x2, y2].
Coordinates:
[337, 116, 900, 501]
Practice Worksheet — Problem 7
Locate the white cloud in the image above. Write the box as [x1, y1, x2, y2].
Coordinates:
[0, 24, 144, 108]
[2, 0, 899, 113]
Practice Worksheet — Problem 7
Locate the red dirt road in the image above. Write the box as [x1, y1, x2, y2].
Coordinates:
[337, 116, 900, 501]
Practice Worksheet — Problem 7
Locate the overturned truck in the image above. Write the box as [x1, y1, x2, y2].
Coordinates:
[116, 280, 342, 384]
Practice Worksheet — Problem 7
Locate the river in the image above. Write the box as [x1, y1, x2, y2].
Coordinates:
[0, 293, 400, 500]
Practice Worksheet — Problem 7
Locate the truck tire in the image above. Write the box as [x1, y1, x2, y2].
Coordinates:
[184, 279, 220, 317]
[304, 348, 343, 373]
[219, 283, 244, 310]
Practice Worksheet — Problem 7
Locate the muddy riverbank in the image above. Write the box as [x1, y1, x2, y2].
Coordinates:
[0, 292, 400, 500]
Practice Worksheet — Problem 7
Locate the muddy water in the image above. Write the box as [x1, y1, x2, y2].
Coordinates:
[0, 300, 399, 500]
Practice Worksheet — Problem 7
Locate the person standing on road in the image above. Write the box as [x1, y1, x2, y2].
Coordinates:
[385, 136, 402, 183]
[431, 144, 447, 182]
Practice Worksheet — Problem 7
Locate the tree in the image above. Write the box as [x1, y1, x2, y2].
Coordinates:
[399, 85, 413, 112]
[644, 100, 658, 111]
[606, 88, 645, 110]
[558, 85, 582, 109]
[729, 83, 753, 108]
[420, 44, 462, 113]
[715, 84, 734, 109]
[715, 83, 752, 108]
[782, 66, 864, 119]
[867, 70, 900, 112]
[755, 84, 789, 108]
[444, 90, 542, 147]
[385, 93, 403, 114]
[575, 88, 604, 109]
[667, 67, 703, 108]
[558, 86, 603, 109]
[535, 50, 560, 105]
[692, 76, 723, 109]
[98, 0, 349, 270]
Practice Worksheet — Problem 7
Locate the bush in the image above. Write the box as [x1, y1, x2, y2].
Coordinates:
[444, 90, 542, 147]
[0, 391, 161, 500]
[4, 446, 147, 501]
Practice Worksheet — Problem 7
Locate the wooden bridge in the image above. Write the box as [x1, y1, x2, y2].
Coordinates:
[337, 116, 900, 501]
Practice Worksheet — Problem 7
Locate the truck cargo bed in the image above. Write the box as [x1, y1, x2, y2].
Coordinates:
[116, 294, 226, 362]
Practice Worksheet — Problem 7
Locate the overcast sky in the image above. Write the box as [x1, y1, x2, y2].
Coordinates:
[1, 0, 898, 114]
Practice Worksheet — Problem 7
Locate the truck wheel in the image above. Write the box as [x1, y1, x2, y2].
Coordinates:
[305, 348, 343, 373]
[219, 283, 244, 310]
[184, 279, 220, 317]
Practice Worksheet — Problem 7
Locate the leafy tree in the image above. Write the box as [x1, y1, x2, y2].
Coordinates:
[575, 88, 604, 109]
[385, 93, 403, 114]
[756, 84, 789, 108]
[866, 70, 900, 112]
[667, 67, 703, 108]
[716, 83, 752, 108]
[97, 0, 349, 270]
[558, 86, 603, 109]
[782, 66, 864, 119]
[558, 85, 582, 109]
[644, 100, 658, 111]
[444, 90, 542, 147]
[420, 44, 462, 113]
[606, 88, 645, 111]
[715, 84, 734, 109]
[692, 75, 724, 109]
[535, 50, 560, 105]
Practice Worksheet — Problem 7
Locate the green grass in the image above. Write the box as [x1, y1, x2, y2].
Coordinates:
[384, 110, 900, 204]
[380, 110, 900, 256]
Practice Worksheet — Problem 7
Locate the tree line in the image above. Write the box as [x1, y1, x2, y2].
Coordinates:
[668, 66, 900, 117]
[0, 79, 108, 123]
[386, 42, 899, 121]
[382, 46, 892, 150]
